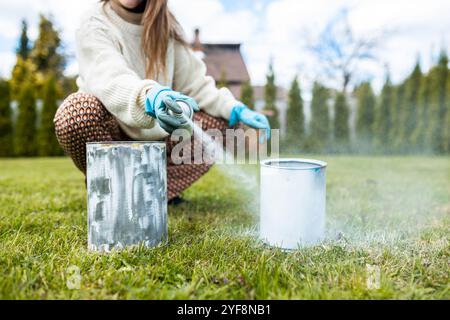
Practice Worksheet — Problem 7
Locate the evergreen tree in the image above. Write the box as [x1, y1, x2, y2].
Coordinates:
[309, 82, 330, 150]
[443, 76, 450, 153]
[285, 76, 304, 147]
[240, 81, 255, 109]
[30, 14, 66, 91]
[389, 83, 405, 148]
[374, 76, 394, 152]
[0, 80, 14, 157]
[10, 57, 36, 101]
[397, 62, 422, 151]
[38, 76, 61, 156]
[16, 20, 31, 60]
[355, 82, 376, 143]
[15, 82, 37, 157]
[426, 51, 448, 153]
[411, 73, 432, 151]
[333, 92, 350, 144]
[263, 62, 280, 129]
[61, 75, 78, 98]
[218, 68, 227, 88]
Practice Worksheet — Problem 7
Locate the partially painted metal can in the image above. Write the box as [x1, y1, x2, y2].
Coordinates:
[86, 142, 167, 252]
[260, 158, 327, 249]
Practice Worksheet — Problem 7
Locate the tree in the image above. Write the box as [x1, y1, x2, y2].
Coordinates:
[309, 82, 330, 149]
[30, 14, 66, 91]
[240, 81, 255, 109]
[61, 75, 78, 98]
[263, 62, 280, 129]
[38, 76, 62, 156]
[0, 80, 14, 157]
[10, 57, 36, 101]
[333, 92, 350, 144]
[443, 77, 450, 153]
[15, 82, 37, 157]
[389, 83, 406, 149]
[285, 76, 304, 147]
[307, 8, 384, 92]
[426, 51, 449, 153]
[16, 20, 31, 60]
[411, 73, 432, 151]
[396, 62, 422, 151]
[374, 76, 394, 152]
[217, 68, 227, 89]
[355, 82, 376, 143]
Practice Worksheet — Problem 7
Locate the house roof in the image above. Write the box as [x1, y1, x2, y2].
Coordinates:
[201, 44, 250, 84]
[191, 29, 250, 86]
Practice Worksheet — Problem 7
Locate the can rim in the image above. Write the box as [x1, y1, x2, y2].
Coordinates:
[260, 158, 327, 170]
[86, 141, 166, 146]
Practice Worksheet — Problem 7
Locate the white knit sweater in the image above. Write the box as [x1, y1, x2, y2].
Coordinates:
[75, 3, 237, 140]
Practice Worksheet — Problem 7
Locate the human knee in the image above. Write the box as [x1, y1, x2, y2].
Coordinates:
[54, 93, 108, 138]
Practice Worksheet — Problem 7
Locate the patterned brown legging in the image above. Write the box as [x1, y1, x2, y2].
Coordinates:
[54, 92, 228, 200]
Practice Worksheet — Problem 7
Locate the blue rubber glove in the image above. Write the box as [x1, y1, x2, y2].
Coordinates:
[145, 84, 200, 134]
[229, 104, 271, 141]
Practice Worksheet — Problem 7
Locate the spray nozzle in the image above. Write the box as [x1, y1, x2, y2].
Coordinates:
[159, 99, 195, 136]
[164, 99, 193, 120]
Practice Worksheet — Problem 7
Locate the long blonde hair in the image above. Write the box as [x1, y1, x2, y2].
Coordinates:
[103, 0, 187, 78]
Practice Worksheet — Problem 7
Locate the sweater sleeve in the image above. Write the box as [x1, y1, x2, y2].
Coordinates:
[172, 42, 238, 120]
[75, 21, 157, 129]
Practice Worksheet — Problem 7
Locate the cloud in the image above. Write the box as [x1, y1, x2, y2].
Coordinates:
[0, 0, 97, 40]
[347, 0, 450, 86]
[0, 0, 448, 92]
[234, 0, 450, 93]
[170, 0, 259, 43]
[0, 51, 16, 77]
[0, 0, 97, 77]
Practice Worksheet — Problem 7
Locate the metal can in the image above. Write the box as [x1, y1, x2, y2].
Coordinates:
[86, 142, 167, 252]
[260, 158, 327, 249]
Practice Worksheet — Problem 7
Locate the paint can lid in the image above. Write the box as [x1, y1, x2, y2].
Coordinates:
[260, 158, 327, 170]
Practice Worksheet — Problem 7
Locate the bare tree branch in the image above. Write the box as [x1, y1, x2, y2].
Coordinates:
[305, 7, 390, 92]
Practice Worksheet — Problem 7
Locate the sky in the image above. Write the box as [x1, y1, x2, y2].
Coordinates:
[0, 0, 449, 95]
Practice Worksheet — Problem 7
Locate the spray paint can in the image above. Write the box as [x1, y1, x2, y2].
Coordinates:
[260, 158, 327, 249]
[172, 100, 194, 119]
[166, 100, 195, 136]
[86, 142, 167, 252]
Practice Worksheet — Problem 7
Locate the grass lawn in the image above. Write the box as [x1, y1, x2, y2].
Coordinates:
[0, 156, 448, 299]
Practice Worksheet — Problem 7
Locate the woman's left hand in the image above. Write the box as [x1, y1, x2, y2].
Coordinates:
[229, 104, 271, 140]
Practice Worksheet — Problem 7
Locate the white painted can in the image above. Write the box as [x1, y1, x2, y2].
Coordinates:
[260, 158, 327, 249]
[86, 142, 167, 252]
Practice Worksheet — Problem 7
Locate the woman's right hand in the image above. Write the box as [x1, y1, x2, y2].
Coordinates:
[145, 84, 200, 134]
